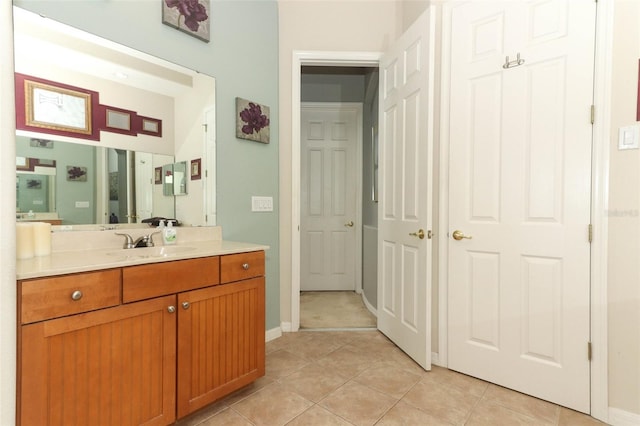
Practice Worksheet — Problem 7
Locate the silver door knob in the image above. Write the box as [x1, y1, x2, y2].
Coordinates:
[452, 230, 472, 240]
[242, 263, 250, 270]
[167, 306, 176, 313]
[71, 290, 83, 301]
[182, 301, 190, 310]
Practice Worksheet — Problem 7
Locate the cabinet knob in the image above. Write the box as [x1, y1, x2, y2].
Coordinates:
[167, 306, 176, 313]
[242, 263, 250, 270]
[182, 301, 190, 310]
[71, 290, 83, 301]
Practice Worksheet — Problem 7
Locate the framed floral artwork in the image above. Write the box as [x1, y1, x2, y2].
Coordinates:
[236, 97, 270, 144]
[162, 0, 210, 43]
[67, 166, 88, 182]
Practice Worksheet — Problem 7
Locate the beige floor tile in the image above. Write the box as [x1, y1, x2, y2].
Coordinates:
[232, 382, 313, 426]
[265, 349, 309, 379]
[284, 335, 346, 361]
[376, 401, 454, 425]
[382, 348, 429, 376]
[266, 332, 315, 354]
[215, 375, 276, 407]
[279, 363, 349, 402]
[558, 407, 607, 425]
[314, 346, 379, 379]
[420, 366, 488, 397]
[353, 363, 422, 399]
[319, 381, 398, 426]
[175, 399, 228, 426]
[483, 384, 560, 424]
[198, 407, 253, 425]
[286, 405, 354, 425]
[466, 400, 554, 426]
[401, 379, 480, 425]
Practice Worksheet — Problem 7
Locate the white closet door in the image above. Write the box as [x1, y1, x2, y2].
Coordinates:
[447, 0, 595, 412]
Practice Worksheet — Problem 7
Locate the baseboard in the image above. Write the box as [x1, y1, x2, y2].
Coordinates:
[361, 292, 377, 318]
[609, 407, 640, 426]
[265, 326, 282, 342]
[431, 352, 442, 367]
[280, 322, 293, 333]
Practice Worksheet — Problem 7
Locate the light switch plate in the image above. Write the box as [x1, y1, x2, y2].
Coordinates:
[251, 196, 273, 212]
[618, 125, 639, 150]
[75, 201, 90, 208]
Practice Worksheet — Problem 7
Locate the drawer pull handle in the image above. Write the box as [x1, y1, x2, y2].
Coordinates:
[71, 290, 83, 301]
[182, 301, 190, 310]
[242, 263, 250, 270]
[167, 306, 176, 314]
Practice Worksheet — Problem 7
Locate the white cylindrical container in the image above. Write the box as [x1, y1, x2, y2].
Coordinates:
[33, 222, 52, 256]
[16, 223, 35, 260]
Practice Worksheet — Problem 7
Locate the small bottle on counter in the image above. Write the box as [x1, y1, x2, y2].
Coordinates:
[163, 220, 177, 245]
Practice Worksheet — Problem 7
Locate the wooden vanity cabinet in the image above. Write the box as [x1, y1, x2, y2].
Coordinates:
[19, 271, 177, 426]
[18, 250, 266, 426]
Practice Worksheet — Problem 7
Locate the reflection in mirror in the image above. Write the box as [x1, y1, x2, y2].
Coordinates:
[173, 161, 187, 196]
[162, 161, 188, 196]
[13, 6, 216, 227]
[162, 163, 174, 197]
[16, 135, 175, 225]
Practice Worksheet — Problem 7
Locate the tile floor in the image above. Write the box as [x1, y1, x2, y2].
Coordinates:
[176, 330, 607, 426]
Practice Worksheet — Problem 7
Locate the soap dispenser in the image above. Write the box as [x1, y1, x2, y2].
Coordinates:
[163, 220, 177, 245]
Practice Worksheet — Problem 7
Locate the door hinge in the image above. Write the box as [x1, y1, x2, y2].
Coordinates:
[588, 342, 592, 361]
[203, 123, 208, 132]
[588, 224, 593, 243]
[590, 105, 595, 124]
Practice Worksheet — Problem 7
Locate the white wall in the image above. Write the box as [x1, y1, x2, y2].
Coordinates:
[278, 0, 401, 328]
[608, 0, 640, 417]
[0, 2, 16, 423]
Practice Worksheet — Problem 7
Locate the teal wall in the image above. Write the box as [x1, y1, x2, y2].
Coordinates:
[13, 0, 281, 330]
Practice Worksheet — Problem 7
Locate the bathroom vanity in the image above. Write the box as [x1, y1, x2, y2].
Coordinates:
[16, 227, 267, 425]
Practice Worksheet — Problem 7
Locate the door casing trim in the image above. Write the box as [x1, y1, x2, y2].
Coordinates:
[291, 51, 381, 331]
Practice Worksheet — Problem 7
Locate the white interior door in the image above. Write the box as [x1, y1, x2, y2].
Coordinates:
[135, 152, 153, 223]
[447, 0, 595, 412]
[300, 103, 359, 291]
[377, 9, 434, 370]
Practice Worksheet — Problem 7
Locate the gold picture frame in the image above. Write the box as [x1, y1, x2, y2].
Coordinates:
[24, 79, 92, 135]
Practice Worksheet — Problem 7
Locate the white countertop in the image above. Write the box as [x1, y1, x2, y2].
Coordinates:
[16, 226, 269, 280]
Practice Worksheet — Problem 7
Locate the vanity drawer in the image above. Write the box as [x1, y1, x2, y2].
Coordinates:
[20, 269, 121, 324]
[220, 251, 265, 283]
[123, 256, 220, 303]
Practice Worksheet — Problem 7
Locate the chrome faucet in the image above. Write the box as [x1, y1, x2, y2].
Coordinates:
[115, 232, 161, 249]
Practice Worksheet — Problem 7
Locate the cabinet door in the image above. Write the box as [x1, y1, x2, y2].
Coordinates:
[177, 277, 265, 418]
[20, 295, 177, 426]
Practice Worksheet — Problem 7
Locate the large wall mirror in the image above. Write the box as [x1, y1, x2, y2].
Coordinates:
[13, 6, 216, 226]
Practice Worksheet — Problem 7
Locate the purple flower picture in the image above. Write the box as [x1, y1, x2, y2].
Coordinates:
[236, 98, 270, 144]
[162, 0, 210, 43]
[67, 166, 88, 182]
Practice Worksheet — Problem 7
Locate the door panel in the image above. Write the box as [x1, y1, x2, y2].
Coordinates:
[378, 8, 434, 370]
[447, 0, 594, 412]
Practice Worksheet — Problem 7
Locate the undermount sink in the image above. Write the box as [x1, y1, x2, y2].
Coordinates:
[107, 245, 197, 259]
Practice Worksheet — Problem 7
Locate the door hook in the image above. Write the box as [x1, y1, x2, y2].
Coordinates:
[503, 52, 525, 69]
